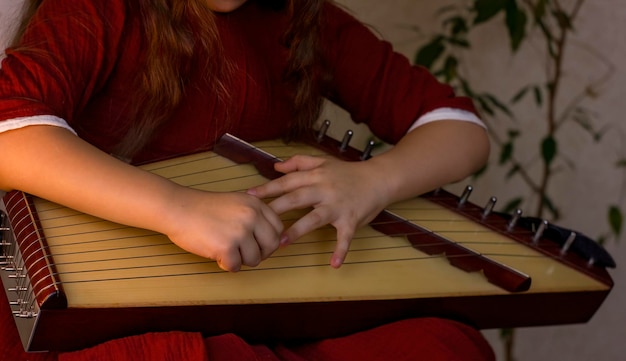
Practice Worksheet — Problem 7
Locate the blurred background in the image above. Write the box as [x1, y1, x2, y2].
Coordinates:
[1, 0, 624, 359]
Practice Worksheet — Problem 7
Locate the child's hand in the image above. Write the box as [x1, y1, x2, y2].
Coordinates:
[247, 155, 390, 268]
[166, 188, 284, 272]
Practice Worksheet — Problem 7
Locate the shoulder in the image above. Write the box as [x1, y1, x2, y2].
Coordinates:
[23, 0, 132, 45]
[319, 2, 388, 60]
[322, 2, 358, 21]
[0, 0, 141, 121]
[14, 0, 139, 70]
[321, 2, 372, 34]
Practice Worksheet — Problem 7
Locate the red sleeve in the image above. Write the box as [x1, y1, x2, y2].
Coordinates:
[0, 0, 129, 125]
[321, 4, 478, 144]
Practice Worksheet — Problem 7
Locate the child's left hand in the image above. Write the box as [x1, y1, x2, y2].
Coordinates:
[247, 155, 390, 268]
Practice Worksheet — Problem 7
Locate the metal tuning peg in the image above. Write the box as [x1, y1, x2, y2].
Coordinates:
[588, 257, 596, 267]
[482, 197, 497, 219]
[560, 232, 576, 256]
[361, 139, 376, 160]
[316, 119, 331, 142]
[458, 185, 473, 207]
[532, 220, 548, 244]
[339, 130, 353, 152]
[507, 209, 523, 231]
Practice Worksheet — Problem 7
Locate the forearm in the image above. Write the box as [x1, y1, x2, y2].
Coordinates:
[366, 120, 490, 205]
[246, 120, 488, 268]
[0, 125, 179, 235]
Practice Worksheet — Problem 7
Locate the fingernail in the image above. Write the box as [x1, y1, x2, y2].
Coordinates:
[330, 256, 343, 269]
[246, 188, 257, 196]
[280, 235, 289, 246]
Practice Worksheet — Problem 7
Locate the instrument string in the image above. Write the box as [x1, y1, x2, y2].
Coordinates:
[58, 254, 480, 285]
[35, 198, 533, 257]
[22, 212, 542, 287]
[9, 202, 542, 287]
[4, 142, 546, 288]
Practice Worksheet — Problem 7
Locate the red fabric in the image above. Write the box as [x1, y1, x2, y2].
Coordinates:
[278, 318, 495, 361]
[59, 332, 208, 361]
[0, 0, 477, 164]
[1, 286, 493, 361]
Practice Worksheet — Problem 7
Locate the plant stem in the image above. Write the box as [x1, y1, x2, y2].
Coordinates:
[504, 328, 516, 361]
[534, 0, 585, 218]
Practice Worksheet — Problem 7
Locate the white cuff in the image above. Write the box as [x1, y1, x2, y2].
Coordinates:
[0, 114, 77, 135]
[407, 108, 486, 134]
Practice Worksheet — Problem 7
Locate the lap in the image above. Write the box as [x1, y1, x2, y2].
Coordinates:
[1, 287, 493, 361]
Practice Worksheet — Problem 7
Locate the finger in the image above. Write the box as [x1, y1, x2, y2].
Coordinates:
[267, 186, 322, 215]
[238, 236, 263, 268]
[274, 155, 325, 173]
[255, 208, 283, 259]
[330, 227, 354, 269]
[216, 247, 243, 272]
[281, 207, 330, 245]
[250, 174, 302, 199]
[249, 171, 313, 200]
[247, 156, 325, 198]
[254, 232, 280, 260]
[260, 202, 284, 235]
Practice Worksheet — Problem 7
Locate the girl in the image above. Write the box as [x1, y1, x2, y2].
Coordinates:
[0, 0, 493, 359]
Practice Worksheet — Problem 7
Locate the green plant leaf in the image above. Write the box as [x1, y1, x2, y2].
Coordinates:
[541, 136, 557, 167]
[444, 16, 469, 37]
[532, 0, 548, 22]
[446, 37, 471, 48]
[572, 107, 601, 140]
[553, 9, 573, 30]
[414, 36, 445, 69]
[483, 93, 513, 117]
[593, 131, 605, 143]
[500, 327, 514, 338]
[500, 142, 513, 165]
[511, 86, 530, 103]
[609, 206, 623, 237]
[505, 1, 528, 51]
[533, 86, 543, 106]
[476, 96, 495, 116]
[459, 79, 477, 98]
[508, 129, 521, 138]
[506, 164, 520, 179]
[473, 0, 508, 25]
[443, 56, 459, 82]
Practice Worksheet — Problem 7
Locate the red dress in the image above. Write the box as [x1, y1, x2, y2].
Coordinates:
[0, 0, 477, 163]
[0, 284, 494, 361]
[0, 0, 493, 359]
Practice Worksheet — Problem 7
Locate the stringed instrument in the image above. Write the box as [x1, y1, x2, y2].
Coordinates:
[0, 131, 614, 352]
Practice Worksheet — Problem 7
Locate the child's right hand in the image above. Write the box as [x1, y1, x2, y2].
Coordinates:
[164, 187, 284, 272]
[0, 126, 284, 273]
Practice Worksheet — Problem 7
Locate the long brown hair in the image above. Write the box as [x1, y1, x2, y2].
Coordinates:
[11, 0, 327, 159]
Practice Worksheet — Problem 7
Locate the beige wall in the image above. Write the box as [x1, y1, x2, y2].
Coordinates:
[336, 1, 626, 360]
[1, 0, 624, 359]
[0, 0, 20, 48]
